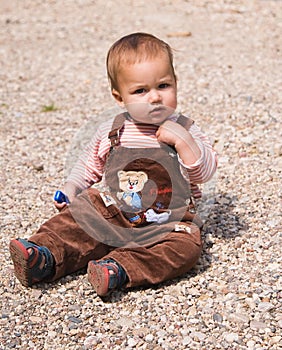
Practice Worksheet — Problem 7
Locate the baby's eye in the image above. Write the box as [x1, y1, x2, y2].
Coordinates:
[159, 83, 169, 89]
[133, 88, 146, 94]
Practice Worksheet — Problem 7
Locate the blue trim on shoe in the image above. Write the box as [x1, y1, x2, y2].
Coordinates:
[98, 259, 127, 289]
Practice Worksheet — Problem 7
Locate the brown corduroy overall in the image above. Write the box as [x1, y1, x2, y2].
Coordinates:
[29, 114, 203, 288]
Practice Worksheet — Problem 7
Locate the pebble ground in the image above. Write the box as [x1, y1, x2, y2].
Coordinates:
[0, 1, 281, 349]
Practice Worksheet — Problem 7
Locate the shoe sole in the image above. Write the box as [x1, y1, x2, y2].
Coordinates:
[87, 261, 109, 297]
[9, 239, 32, 287]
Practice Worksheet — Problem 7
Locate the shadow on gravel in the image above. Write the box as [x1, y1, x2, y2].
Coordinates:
[196, 191, 249, 274]
[202, 191, 249, 240]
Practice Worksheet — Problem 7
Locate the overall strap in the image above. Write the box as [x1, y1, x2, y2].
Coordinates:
[177, 114, 197, 213]
[108, 112, 127, 147]
[177, 114, 194, 130]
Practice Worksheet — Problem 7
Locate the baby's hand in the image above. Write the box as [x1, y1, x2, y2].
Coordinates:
[156, 120, 201, 165]
[156, 120, 187, 148]
[54, 201, 68, 211]
[53, 190, 70, 211]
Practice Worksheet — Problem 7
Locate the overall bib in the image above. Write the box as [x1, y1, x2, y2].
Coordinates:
[29, 114, 203, 287]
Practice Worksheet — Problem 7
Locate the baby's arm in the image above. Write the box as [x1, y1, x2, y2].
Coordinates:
[54, 122, 110, 210]
[156, 119, 217, 184]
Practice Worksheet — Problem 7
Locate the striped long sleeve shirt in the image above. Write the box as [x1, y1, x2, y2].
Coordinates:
[66, 113, 217, 198]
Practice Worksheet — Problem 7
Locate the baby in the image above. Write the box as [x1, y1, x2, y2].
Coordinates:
[10, 32, 217, 297]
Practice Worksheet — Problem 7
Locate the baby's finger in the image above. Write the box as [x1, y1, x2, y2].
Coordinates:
[54, 201, 67, 211]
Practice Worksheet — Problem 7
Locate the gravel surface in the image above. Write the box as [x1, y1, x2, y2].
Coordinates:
[1, 1, 281, 349]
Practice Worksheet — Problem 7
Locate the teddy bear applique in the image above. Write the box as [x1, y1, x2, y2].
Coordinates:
[116, 170, 148, 210]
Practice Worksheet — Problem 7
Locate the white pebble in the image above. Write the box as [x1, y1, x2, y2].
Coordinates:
[127, 337, 138, 347]
[225, 332, 239, 343]
[145, 334, 154, 343]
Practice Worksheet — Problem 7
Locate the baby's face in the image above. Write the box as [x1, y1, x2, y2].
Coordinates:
[113, 54, 177, 124]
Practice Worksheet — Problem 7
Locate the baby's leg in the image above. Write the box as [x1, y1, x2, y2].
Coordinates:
[9, 188, 127, 285]
[105, 222, 202, 288]
[29, 206, 111, 281]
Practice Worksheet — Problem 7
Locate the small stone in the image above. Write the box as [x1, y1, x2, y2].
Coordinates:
[239, 151, 247, 158]
[132, 327, 147, 337]
[28, 340, 37, 348]
[269, 336, 281, 345]
[228, 313, 250, 324]
[183, 336, 192, 345]
[197, 79, 209, 88]
[187, 287, 201, 296]
[69, 329, 78, 335]
[189, 318, 200, 324]
[191, 331, 206, 341]
[273, 143, 282, 156]
[29, 316, 43, 323]
[234, 240, 242, 248]
[250, 320, 268, 330]
[188, 306, 197, 316]
[241, 135, 254, 144]
[213, 313, 223, 323]
[245, 298, 257, 310]
[68, 316, 82, 323]
[32, 163, 44, 171]
[84, 335, 99, 348]
[257, 302, 275, 312]
[127, 337, 138, 347]
[116, 316, 134, 327]
[48, 331, 57, 338]
[225, 332, 239, 343]
[145, 334, 154, 343]
[247, 340, 256, 348]
[167, 31, 192, 37]
[157, 330, 166, 338]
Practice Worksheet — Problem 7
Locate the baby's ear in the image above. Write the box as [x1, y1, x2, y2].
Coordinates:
[112, 89, 124, 107]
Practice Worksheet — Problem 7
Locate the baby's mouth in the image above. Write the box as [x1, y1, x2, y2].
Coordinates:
[150, 106, 165, 114]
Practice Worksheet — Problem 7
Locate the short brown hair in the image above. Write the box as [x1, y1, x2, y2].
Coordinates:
[106, 32, 176, 91]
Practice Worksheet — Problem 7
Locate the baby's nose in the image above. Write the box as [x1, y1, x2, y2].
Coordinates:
[148, 89, 161, 103]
